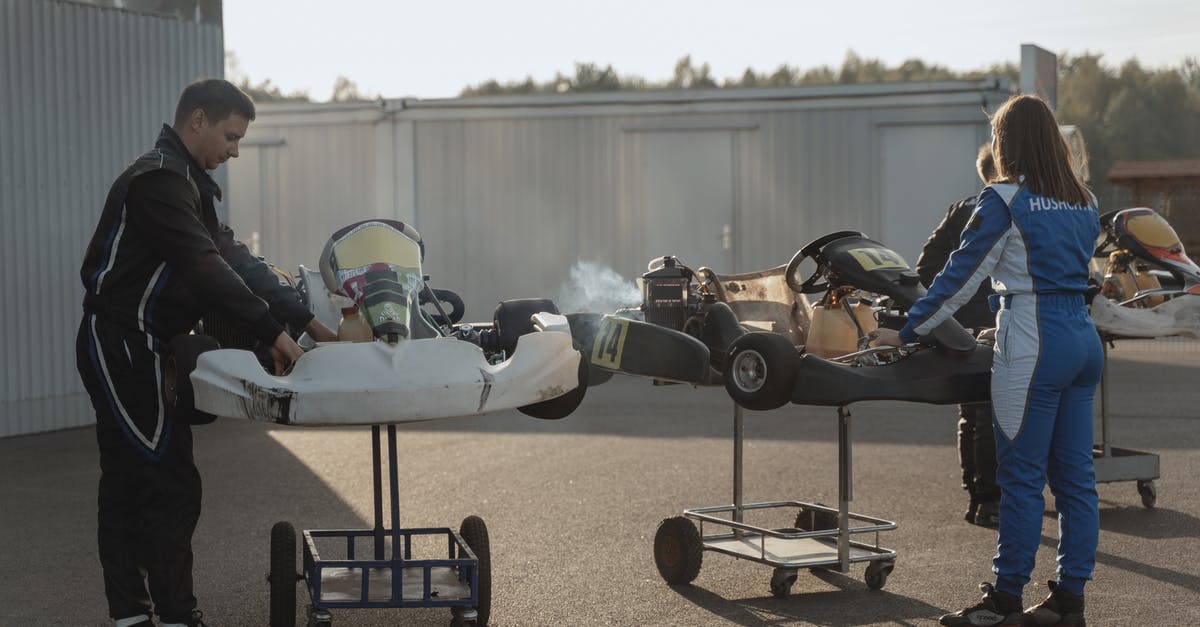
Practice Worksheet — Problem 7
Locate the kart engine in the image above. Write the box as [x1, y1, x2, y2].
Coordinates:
[641, 256, 696, 330]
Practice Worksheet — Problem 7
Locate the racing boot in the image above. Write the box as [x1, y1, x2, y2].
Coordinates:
[973, 500, 1001, 528]
[939, 583, 1023, 626]
[1023, 581, 1085, 626]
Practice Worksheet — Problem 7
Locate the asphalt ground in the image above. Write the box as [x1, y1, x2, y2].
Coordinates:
[2, 340, 1198, 626]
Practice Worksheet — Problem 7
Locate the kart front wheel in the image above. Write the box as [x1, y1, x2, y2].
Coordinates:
[723, 332, 799, 411]
[518, 352, 589, 420]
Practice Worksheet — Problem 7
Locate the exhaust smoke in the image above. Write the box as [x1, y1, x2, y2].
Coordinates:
[557, 261, 641, 314]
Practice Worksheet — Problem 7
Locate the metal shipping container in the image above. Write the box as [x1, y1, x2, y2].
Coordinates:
[0, 0, 222, 437]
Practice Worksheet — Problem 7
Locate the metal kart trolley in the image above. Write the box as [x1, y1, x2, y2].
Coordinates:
[1094, 338, 1160, 508]
[653, 403, 897, 598]
[269, 424, 490, 627]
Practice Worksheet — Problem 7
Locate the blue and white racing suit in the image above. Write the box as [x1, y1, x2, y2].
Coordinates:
[899, 182, 1103, 597]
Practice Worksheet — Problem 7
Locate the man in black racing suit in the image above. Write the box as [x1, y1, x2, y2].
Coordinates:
[914, 142, 1000, 528]
[76, 78, 335, 627]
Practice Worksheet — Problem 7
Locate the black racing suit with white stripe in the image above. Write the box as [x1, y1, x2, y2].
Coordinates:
[75, 124, 312, 622]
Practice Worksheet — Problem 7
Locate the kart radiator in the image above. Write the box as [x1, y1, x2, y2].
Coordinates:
[642, 257, 691, 330]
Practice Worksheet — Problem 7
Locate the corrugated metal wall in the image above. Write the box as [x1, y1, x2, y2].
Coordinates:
[0, 0, 222, 437]
[228, 84, 1010, 324]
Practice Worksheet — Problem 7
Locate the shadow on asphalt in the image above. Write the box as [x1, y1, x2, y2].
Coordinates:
[670, 573, 944, 626]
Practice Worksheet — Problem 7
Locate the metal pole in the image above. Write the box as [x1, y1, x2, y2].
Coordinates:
[1100, 337, 1111, 457]
[733, 403, 744, 525]
[837, 405, 852, 572]
[387, 424, 402, 559]
[371, 426, 384, 561]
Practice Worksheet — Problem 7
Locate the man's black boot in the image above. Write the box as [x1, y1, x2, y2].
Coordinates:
[939, 583, 1024, 626]
[1023, 580, 1085, 626]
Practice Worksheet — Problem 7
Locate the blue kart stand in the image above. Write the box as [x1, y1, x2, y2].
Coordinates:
[270, 424, 491, 626]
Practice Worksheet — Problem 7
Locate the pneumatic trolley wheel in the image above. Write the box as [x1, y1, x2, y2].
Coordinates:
[269, 521, 299, 627]
[653, 517, 703, 585]
[455, 515, 491, 626]
[864, 559, 895, 590]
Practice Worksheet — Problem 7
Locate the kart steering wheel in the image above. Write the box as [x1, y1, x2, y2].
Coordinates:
[785, 230, 866, 294]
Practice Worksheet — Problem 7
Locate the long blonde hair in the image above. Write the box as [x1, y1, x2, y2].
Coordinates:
[990, 95, 1091, 206]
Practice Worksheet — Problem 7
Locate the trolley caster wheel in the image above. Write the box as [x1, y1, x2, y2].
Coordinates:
[654, 517, 703, 585]
[269, 521, 299, 627]
[770, 567, 797, 598]
[459, 515, 491, 626]
[450, 607, 479, 626]
[306, 607, 332, 627]
[864, 559, 894, 591]
[1137, 480, 1157, 509]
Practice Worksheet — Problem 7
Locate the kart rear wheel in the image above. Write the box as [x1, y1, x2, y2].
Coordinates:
[162, 334, 220, 425]
[723, 332, 798, 411]
[493, 298, 560, 356]
[269, 521, 298, 627]
[653, 517, 702, 585]
[459, 515, 491, 626]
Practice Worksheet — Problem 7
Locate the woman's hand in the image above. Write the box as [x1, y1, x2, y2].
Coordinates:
[868, 328, 904, 347]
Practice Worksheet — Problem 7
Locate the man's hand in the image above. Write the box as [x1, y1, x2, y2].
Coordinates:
[868, 327, 904, 348]
[976, 327, 997, 342]
[269, 331, 304, 375]
[305, 318, 338, 343]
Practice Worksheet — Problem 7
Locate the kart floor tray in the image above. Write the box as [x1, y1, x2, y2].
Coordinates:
[316, 566, 470, 602]
[704, 533, 888, 569]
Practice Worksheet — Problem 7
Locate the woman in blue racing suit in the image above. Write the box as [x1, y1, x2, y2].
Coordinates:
[873, 94, 1102, 627]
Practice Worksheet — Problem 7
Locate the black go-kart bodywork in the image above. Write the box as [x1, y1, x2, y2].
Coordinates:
[570, 233, 993, 412]
[567, 256, 808, 387]
[725, 231, 990, 410]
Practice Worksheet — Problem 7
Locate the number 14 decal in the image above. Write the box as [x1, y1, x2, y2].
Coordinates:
[591, 316, 629, 369]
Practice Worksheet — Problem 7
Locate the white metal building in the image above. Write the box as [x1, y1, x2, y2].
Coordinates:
[0, 0, 223, 437]
[230, 81, 1014, 322]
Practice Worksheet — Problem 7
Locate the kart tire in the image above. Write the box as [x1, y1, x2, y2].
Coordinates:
[723, 332, 798, 411]
[162, 334, 220, 425]
[493, 298, 560, 356]
[459, 515, 492, 626]
[518, 350, 589, 420]
[653, 516, 702, 585]
[269, 521, 298, 627]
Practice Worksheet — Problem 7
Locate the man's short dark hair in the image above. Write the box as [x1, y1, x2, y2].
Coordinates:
[173, 78, 256, 126]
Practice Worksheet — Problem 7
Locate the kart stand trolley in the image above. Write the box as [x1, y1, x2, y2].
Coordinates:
[269, 424, 491, 627]
[653, 403, 897, 598]
[1093, 337, 1160, 508]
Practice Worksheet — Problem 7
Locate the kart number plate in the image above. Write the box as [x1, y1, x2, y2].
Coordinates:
[591, 317, 630, 369]
[848, 247, 908, 271]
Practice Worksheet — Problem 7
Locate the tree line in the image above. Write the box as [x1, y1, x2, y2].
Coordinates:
[231, 51, 1200, 207]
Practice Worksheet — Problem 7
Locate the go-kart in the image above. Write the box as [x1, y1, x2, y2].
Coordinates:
[173, 219, 587, 426]
[568, 255, 810, 387]
[723, 231, 991, 410]
[1088, 207, 1200, 339]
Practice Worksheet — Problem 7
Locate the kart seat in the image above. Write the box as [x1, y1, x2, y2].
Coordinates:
[697, 265, 811, 346]
[319, 219, 433, 342]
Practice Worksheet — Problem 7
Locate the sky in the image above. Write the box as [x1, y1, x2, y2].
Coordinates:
[224, 1, 1199, 102]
